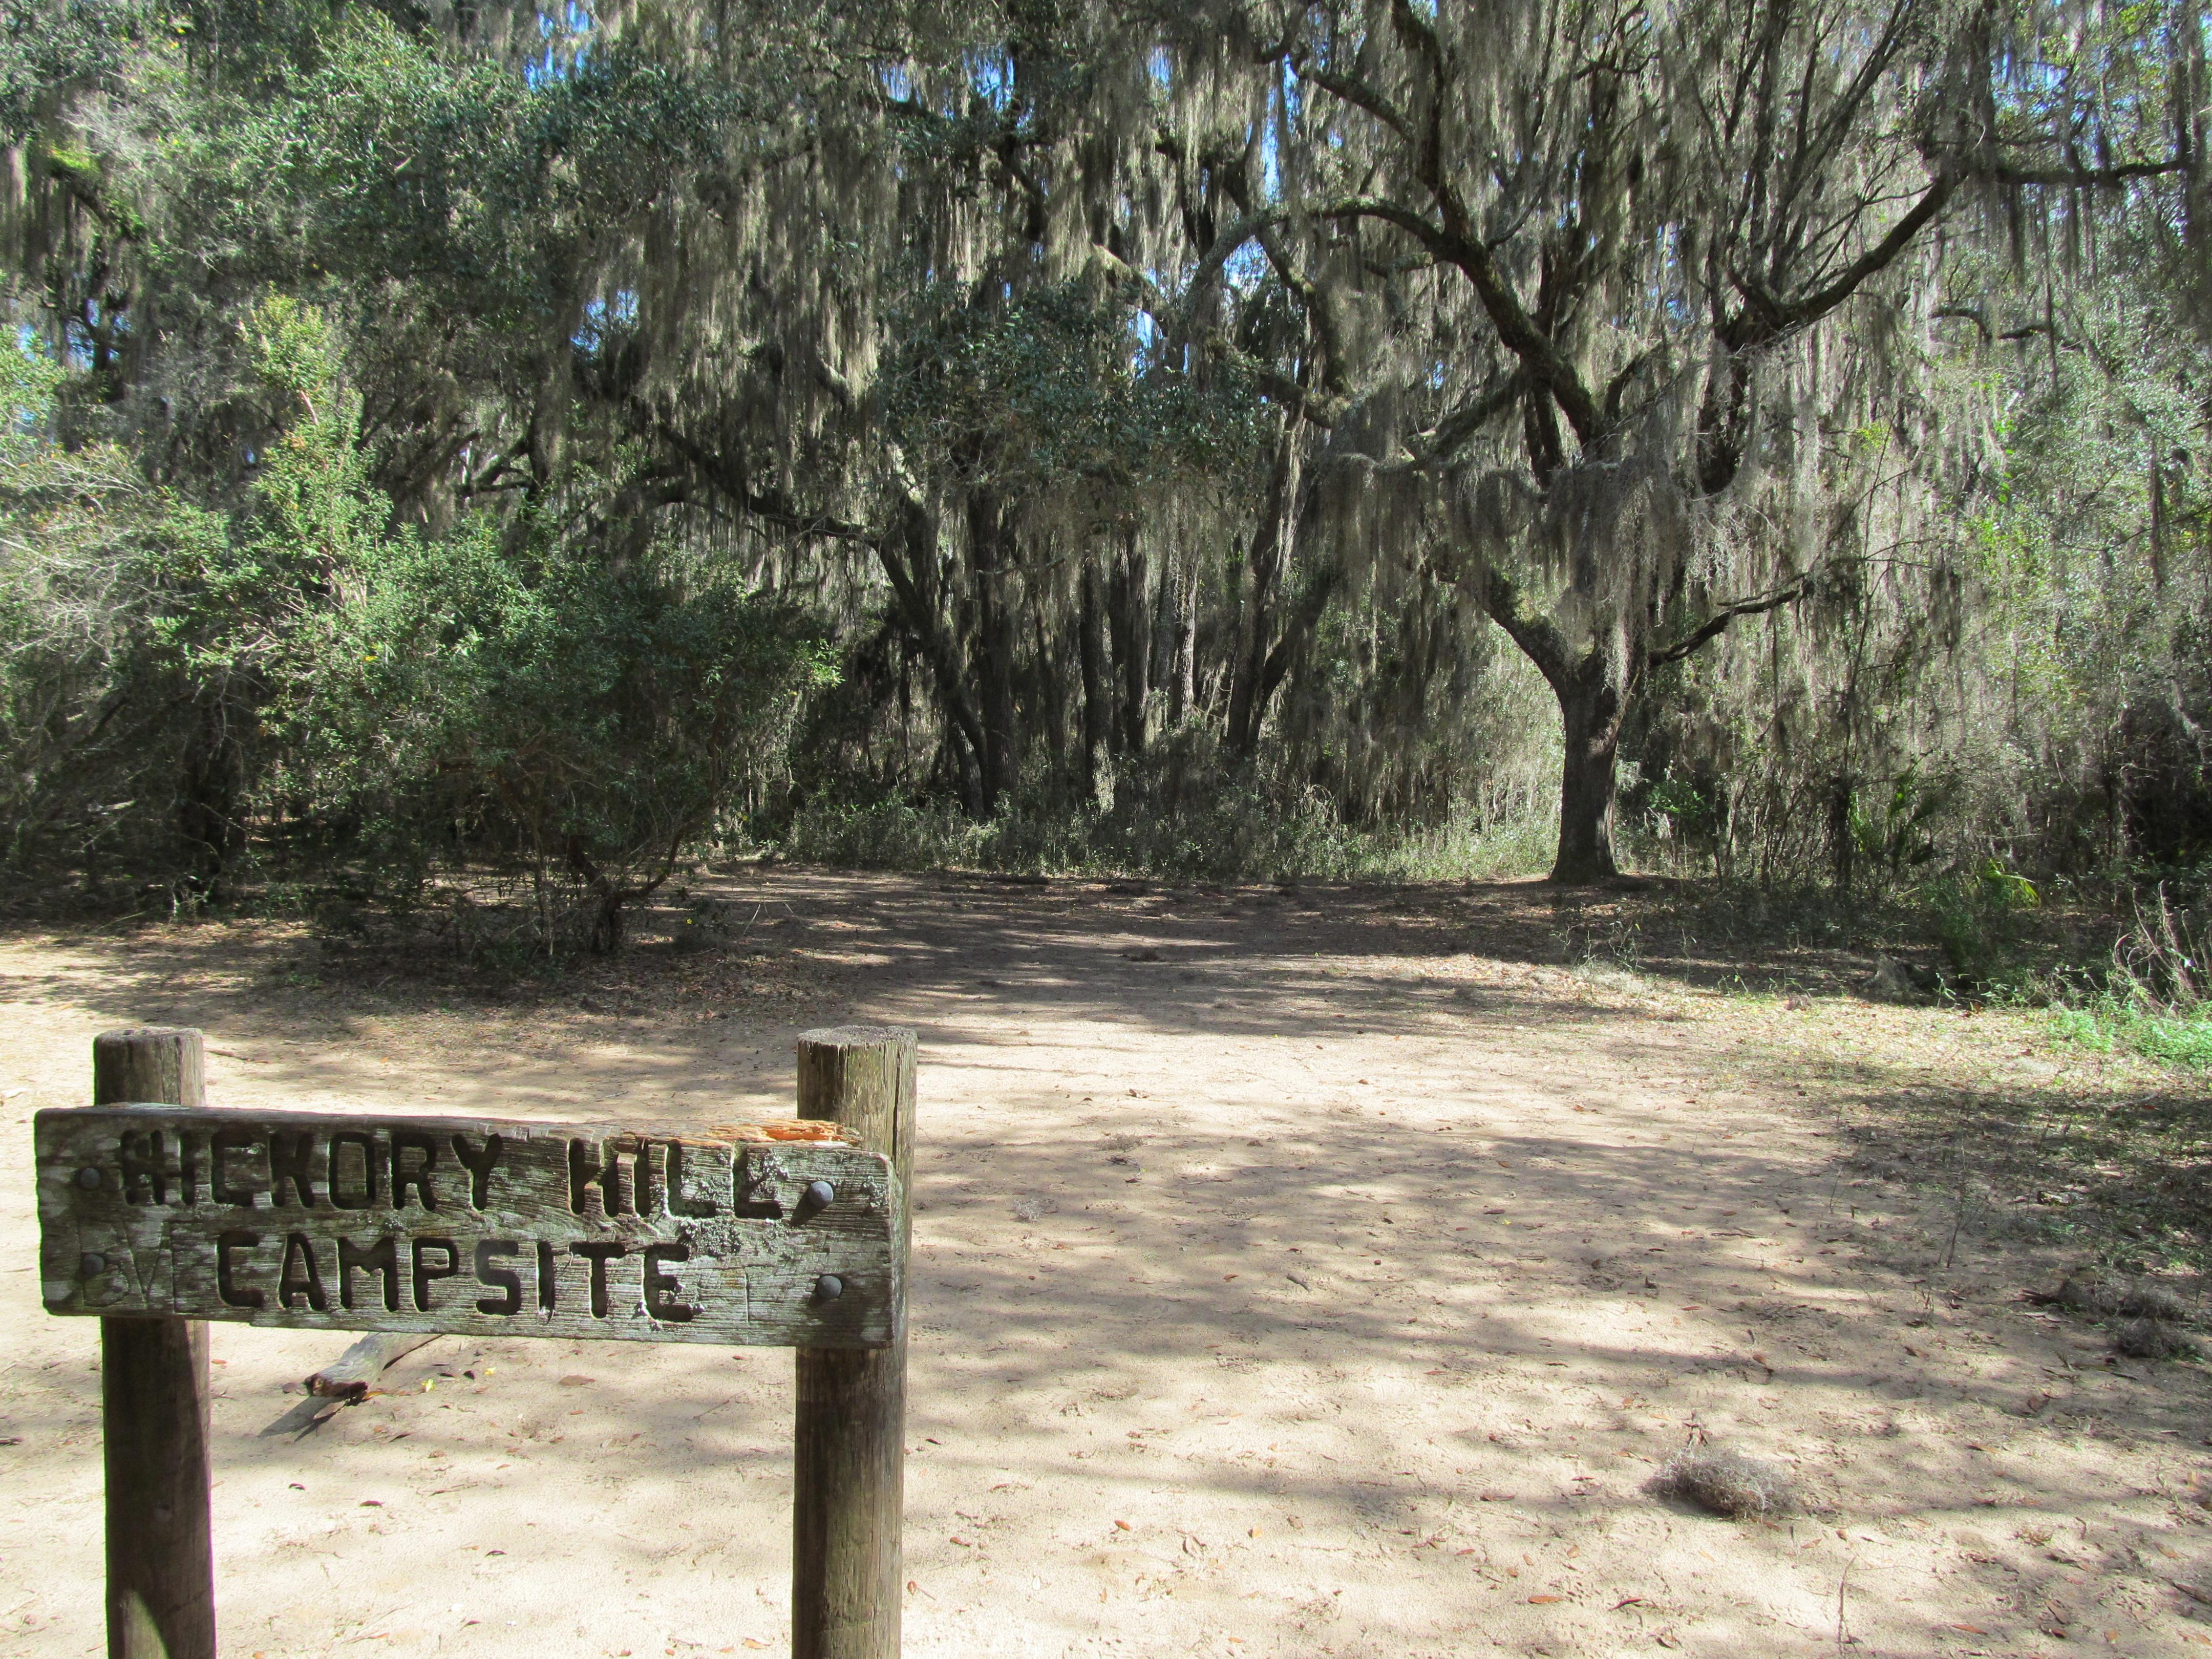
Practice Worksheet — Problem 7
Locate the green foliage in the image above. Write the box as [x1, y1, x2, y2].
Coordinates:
[232, 303, 837, 948]
[0, 0, 147, 143]
[2053, 883, 2212, 1068]
[1850, 769, 1950, 882]
[286, 519, 834, 949]
[0, 324, 189, 875]
[184, 10, 733, 322]
[0, 294, 828, 941]
[2052, 1004, 2212, 1072]
[883, 280, 1267, 496]
[1926, 858, 2042, 985]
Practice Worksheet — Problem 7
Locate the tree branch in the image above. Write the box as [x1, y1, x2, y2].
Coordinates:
[1412, 369, 1523, 460]
[1648, 573, 1817, 666]
[1764, 169, 1958, 332]
[1973, 157, 2192, 188]
[1286, 54, 1417, 146]
[634, 405, 873, 545]
[1314, 197, 1605, 442]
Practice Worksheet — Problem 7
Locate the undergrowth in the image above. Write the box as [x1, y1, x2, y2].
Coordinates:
[778, 792, 1557, 883]
[2038, 885, 2210, 1071]
[2051, 1003, 2212, 1070]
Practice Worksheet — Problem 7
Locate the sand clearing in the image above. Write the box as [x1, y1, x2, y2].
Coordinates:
[3, 870, 2207, 1657]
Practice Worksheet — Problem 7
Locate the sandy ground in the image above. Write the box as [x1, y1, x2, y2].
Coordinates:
[3, 869, 2210, 1658]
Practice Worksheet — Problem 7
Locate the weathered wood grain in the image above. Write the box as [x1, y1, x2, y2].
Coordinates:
[38, 1105, 902, 1348]
[793, 1025, 916, 1659]
[94, 1028, 216, 1659]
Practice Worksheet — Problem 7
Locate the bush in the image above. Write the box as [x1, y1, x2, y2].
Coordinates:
[279, 527, 832, 950]
[0, 301, 832, 943]
[2043, 883, 2212, 1070]
[1926, 858, 2042, 987]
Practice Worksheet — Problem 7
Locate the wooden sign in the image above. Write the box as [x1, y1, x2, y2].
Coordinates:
[36, 1105, 904, 1348]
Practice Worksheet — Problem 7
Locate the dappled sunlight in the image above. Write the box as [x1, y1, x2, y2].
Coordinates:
[3, 871, 2208, 1655]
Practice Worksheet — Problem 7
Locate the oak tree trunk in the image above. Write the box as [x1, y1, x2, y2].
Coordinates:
[1550, 663, 1626, 884]
[1474, 563, 1635, 886]
[1227, 429, 1302, 759]
[870, 496, 989, 818]
[1077, 555, 1113, 809]
[1109, 530, 1151, 757]
[966, 487, 1018, 813]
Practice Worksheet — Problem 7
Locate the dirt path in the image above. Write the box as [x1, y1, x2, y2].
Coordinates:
[3, 871, 2207, 1658]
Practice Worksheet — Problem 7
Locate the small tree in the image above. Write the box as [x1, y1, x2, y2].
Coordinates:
[289, 534, 833, 952]
[250, 322, 835, 951]
[0, 290, 832, 938]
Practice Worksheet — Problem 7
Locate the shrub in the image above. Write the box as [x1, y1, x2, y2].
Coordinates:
[0, 301, 832, 943]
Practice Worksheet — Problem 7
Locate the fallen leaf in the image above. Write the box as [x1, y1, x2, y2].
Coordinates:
[1528, 1594, 1563, 1604]
[558, 1375, 593, 1387]
[1114, 1519, 1132, 1531]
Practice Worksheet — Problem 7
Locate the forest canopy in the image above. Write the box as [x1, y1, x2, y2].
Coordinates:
[2, 0, 2207, 952]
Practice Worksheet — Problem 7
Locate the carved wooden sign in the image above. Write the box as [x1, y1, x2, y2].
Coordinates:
[36, 1105, 903, 1348]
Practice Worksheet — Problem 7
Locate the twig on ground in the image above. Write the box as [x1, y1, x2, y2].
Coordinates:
[1941, 1136, 1969, 1271]
[307, 1333, 440, 1400]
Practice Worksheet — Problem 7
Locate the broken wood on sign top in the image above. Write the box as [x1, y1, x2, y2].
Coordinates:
[707, 1119, 860, 1143]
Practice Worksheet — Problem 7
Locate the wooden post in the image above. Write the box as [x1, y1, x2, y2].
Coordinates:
[93, 1027, 216, 1659]
[792, 1026, 915, 1659]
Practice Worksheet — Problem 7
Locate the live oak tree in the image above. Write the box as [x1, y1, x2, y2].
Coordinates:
[3, 0, 2206, 907]
[1157, 0, 2202, 879]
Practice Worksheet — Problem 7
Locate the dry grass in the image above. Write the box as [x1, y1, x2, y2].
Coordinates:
[2054, 1266, 2198, 1322]
[2113, 1317, 2201, 1359]
[1654, 1449, 1799, 1519]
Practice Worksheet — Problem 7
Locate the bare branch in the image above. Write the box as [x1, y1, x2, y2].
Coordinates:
[1312, 198, 1605, 442]
[1413, 369, 1523, 460]
[1648, 573, 1818, 667]
[1972, 157, 2192, 188]
[1753, 168, 1958, 335]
